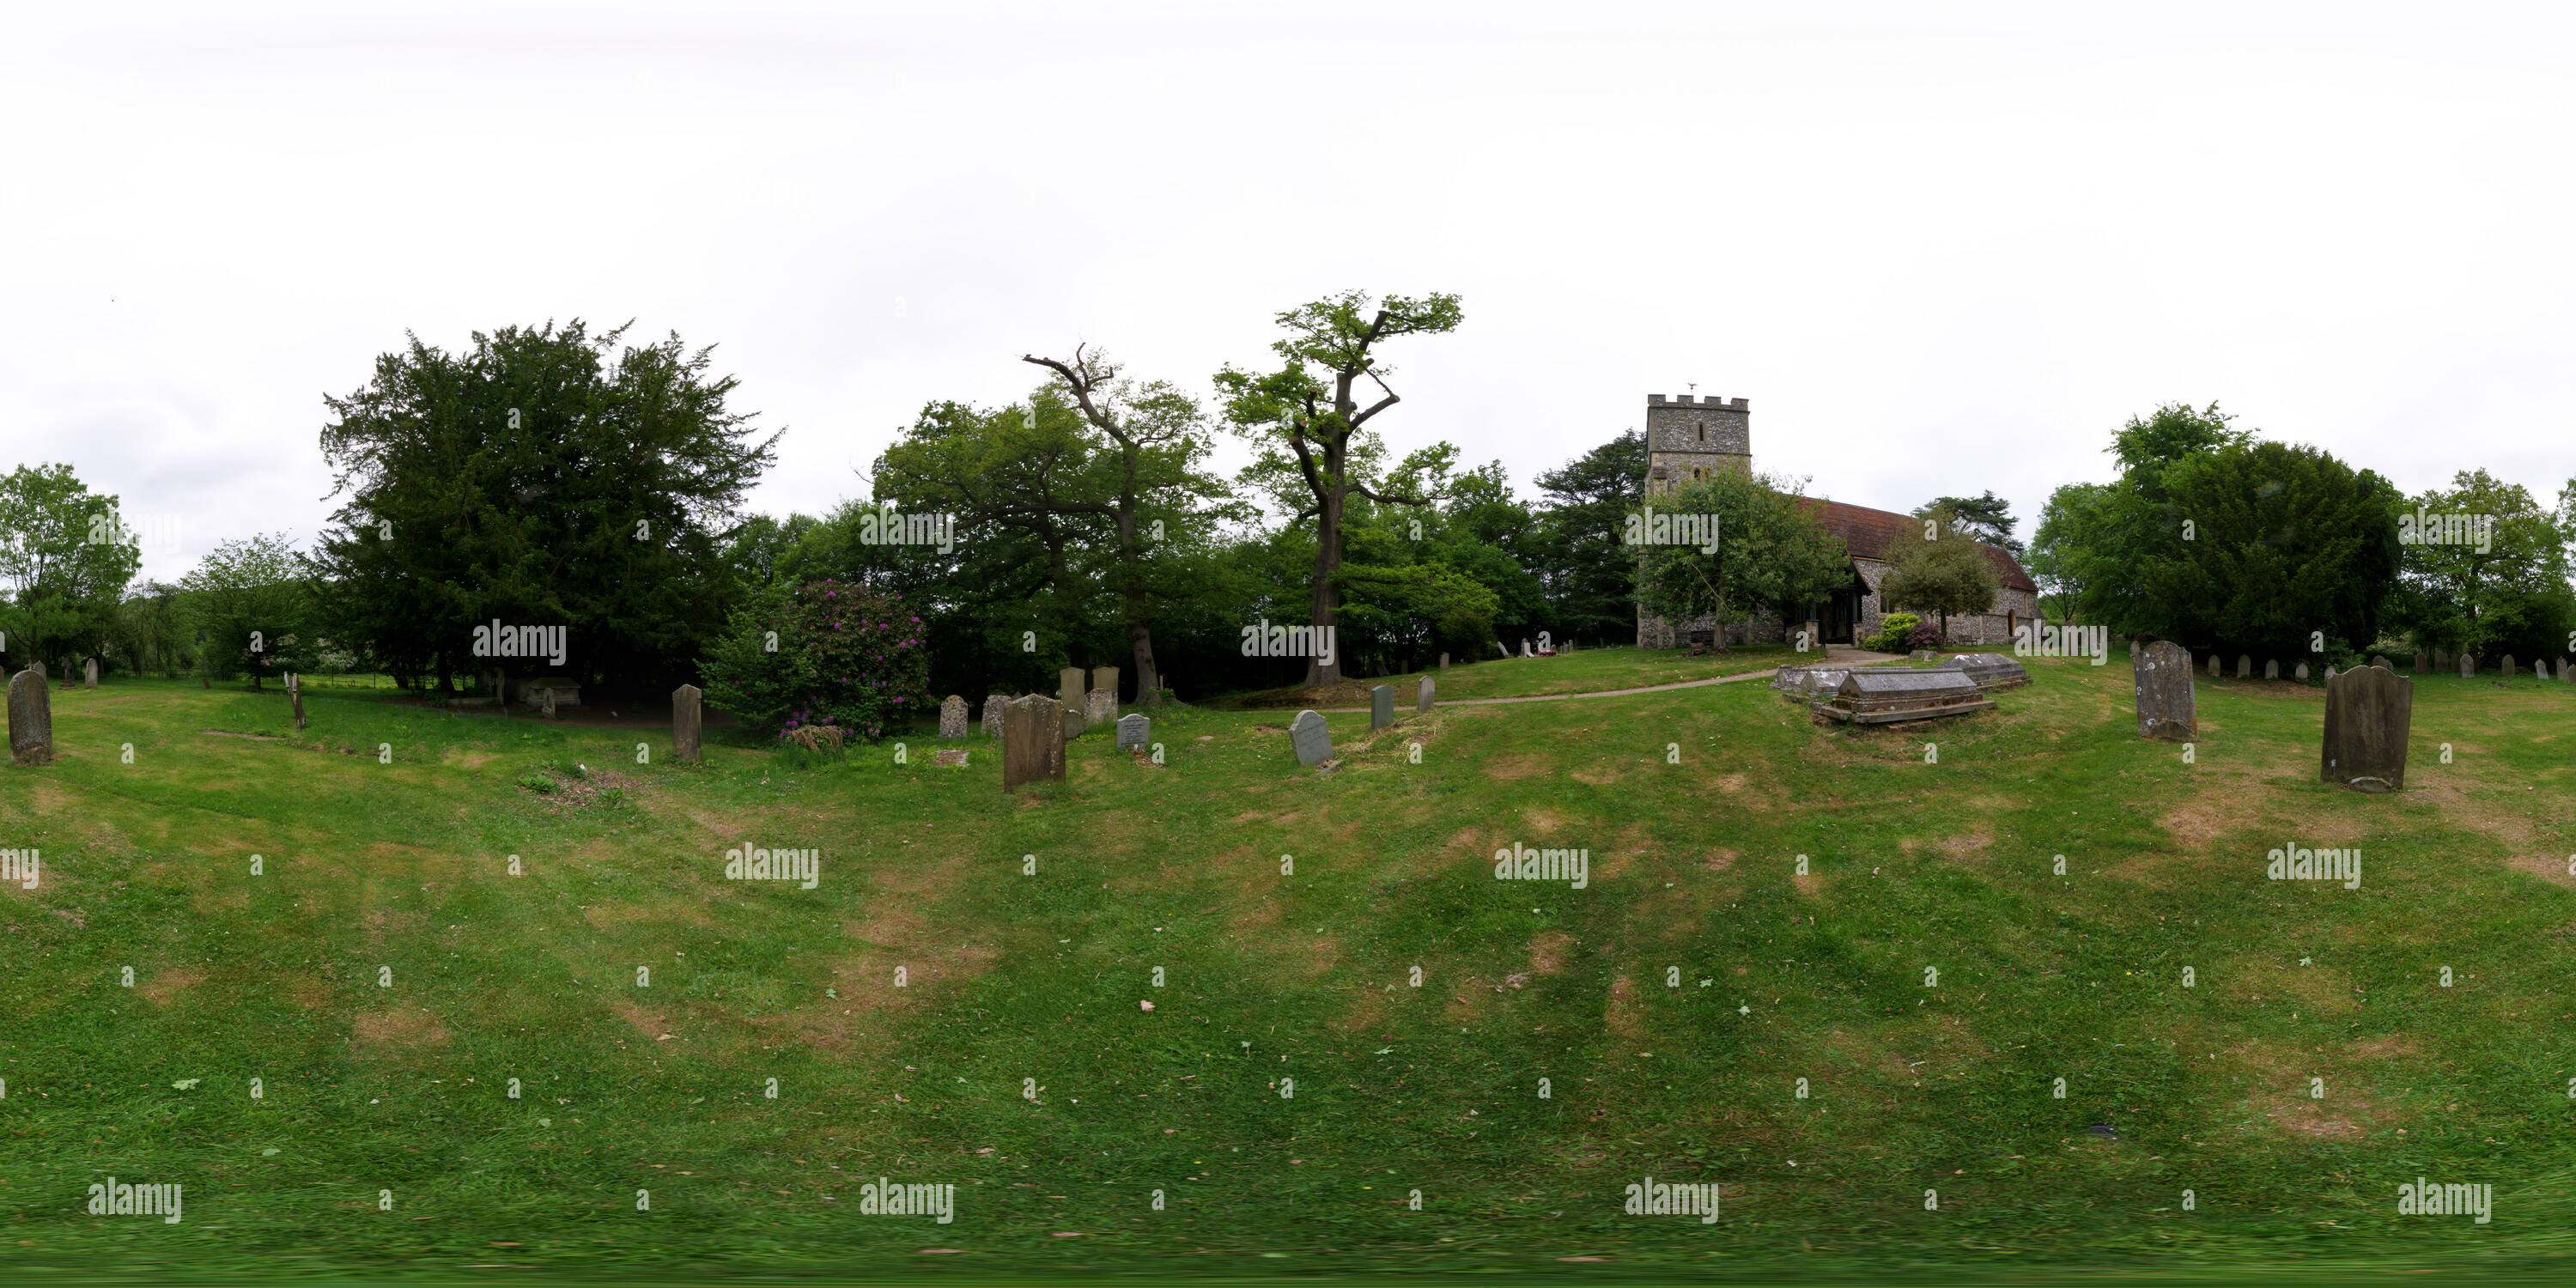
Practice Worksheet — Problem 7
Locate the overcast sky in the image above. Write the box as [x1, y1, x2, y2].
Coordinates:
[8, 3, 2573, 585]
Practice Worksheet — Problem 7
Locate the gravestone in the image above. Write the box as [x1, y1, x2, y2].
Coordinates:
[291, 686, 307, 730]
[2133, 641, 2195, 741]
[2532, 659, 2551, 681]
[2322, 665, 2412, 793]
[84, 658, 98, 689]
[939, 695, 968, 739]
[2263, 659, 2279, 680]
[2459, 653, 2476, 679]
[2207, 653, 2221, 678]
[1439, 653, 1449, 671]
[201, 677, 210, 690]
[1945, 653, 2028, 690]
[1063, 706, 1084, 744]
[981, 695, 1005, 739]
[2563, 655, 2573, 682]
[2324, 665, 2338, 683]
[1290, 709, 1333, 767]
[2372, 655, 2389, 671]
[2293, 661, 2310, 681]
[1520, 639, 1534, 658]
[1495, 641, 1508, 658]
[1417, 675, 1435, 714]
[2236, 654, 2252, 679]
[1091, 666, 1119, 703]
[1058, 667, 1085, 710]
[1003, 695, 1066, 791]
[1084, 688, 1116, 729]
[672, 684, 703, 761]
[2502, 654, 2517, 677]
[9, 668, 52, 765]
[541, 686, 556, 719]
[934, 749, 969, 768]
[1370, 684, 1394, 730]
[1116, 713, 1150, 751]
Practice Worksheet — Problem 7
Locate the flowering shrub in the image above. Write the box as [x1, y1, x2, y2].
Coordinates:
[1905, 621, 1945, 649]
[701, 580, 929, 741]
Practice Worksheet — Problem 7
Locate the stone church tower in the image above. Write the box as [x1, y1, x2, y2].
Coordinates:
[1643, 392, 1751, 498]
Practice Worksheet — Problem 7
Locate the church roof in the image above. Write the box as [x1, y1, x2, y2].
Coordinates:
[1797, 497, 2038, 592]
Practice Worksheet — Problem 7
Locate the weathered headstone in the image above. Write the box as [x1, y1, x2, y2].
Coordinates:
[672, 683, 702, 761]
[2263, 659, 2279, 680]
[2133, 641, 2195, 741]
[1438, 653, 1449, 671]
[84, 657, 98, 689]
[1417, 675, 1434, 713]
[1091, 666, 1119, 704]
[2371, 655, 2389, 671]
[933, 748, 969, 768]
[939, 695, 968, 739]
[1495, 641, 1508, 658]
[1063, 706, 1084, 744]
[2531, 658, 2551, 681]
[1084, 688, 1116, 729]
[2324, 665, 2338, 683]
[201, 677, 210, 690]
[9, 668, 52, 765]
[981, 695, 1005, 739]
[2562, 655, 2573, 682]
[2293, 661, 2310, 681]
[2501, 654, 2517, 678]
[541, 686, 557, 719]
[2207, 653, 2221, 678]
[2459, 653, 2476, 679]
[1003, 695, 1066, 791]
[1290, 709, 1332, 767]
[1370, 684, 1394, 729]
[2322, 665, 2412, 793]
[1520, 639, 1534, 658]
[1058, 667, 1085, 710]
[2235, 654, 2252, 679]
[1116, 713, 1150, 751]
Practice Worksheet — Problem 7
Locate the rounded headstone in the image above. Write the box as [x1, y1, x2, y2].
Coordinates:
[1290, 709, 1333, 767]
[939, 695, 969, 740]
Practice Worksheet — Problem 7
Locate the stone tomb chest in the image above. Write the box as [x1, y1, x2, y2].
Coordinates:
[1943, 653, 2030, 690]
[1812, 668, 1994, 724]
[1771, 666, 1850, 700]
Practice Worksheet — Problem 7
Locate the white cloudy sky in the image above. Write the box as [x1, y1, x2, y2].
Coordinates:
[7, 2, 2573, 584]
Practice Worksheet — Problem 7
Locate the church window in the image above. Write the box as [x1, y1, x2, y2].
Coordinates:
[1696, 423, 1705, 443]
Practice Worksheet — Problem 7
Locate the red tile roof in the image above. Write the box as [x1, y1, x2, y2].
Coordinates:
[1795, 497, 2038, 592]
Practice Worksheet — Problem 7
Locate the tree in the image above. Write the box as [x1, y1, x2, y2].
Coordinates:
[181, 533, 311, 689]
[0, 463, 141, 673]
[1632, 469, 1849, 645]
[1216, 289, 1463, 687]
[2387, 470, 2575, 659]
[1879, 507, 2002, 641]
[312, 320, 776, 696]
[1923, 490, 2026, 558]
[1531, 430, 1648, 643]
[700, 579, 929, 741]
[2134, 440, 2400, 659]
[112, 581, 193, 677]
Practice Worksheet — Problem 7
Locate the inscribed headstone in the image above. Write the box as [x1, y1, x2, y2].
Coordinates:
[2322, 665, 2412, 793]
[1003, 695, 1066, 791]
[2207, 653, 2221, 678]
[2235, 654, 2251, 679]
[2459, 653, 2476, 679]
[1370, 684, 1394, 730]
[2133, 641, 2195, 742]
[2502, 654, 2517, 677]
[939, 695, 968, 739]
[1417, 675, 1434, 713]
[981, 695, 1005, 739]
[1091, 666, 1119, 703]
[1063, 706, 1084, 744]
[2263, 659, 2279, 680]
[84, 658, 98, 689]
[1290, 709, 1332, 767]
[2293, 661, 2309, 681]
[8, 668, 52, 765]
[933, 748, 969, 768]
[1116, 713, 1150, 750]
[671, 684, 703, 761]
[1084, 688, 1116, 729]
[1058, 668, 1085, 710]
[1438, 653, 1449, 671]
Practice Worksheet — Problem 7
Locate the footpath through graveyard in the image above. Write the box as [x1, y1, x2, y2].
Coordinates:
[1296, 644, 1911, 714]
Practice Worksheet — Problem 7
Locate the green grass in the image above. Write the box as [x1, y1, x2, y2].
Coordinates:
[2, 663, 2573, 1282]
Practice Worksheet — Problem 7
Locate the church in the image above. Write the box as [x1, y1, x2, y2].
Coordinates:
[1633, 392, 2038, 649]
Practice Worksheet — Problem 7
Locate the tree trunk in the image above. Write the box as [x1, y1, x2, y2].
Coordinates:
[1305, 477, 1345, 688]
[1129, 620, 1159, 702]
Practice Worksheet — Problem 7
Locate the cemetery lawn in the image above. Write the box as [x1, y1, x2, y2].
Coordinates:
[1, 664, 2573, 1283]
[1212, 642, 1806, 710]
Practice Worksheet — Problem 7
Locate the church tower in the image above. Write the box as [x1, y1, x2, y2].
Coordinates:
[1643, 393, 1751, 496]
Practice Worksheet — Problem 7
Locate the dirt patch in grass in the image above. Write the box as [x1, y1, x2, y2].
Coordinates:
[1482, 755, 1546, 781]
[2506, 854, 2576, 889]
[138, 969, 202, 1005]
[1603, 973, 1649, 1041]
[2227, 960, 2361, 1016]
[351, 1007, 452, 1054]
[2158, 793, 2275, 854]
[1938, 829, 1993, 866]
[1528, 931, 1573, 975]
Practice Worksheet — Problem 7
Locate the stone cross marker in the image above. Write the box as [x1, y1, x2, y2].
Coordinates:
[1058, 667, 1085, 710]
[2263, 659, 2279, 680]
[1116, 713, 1150, 751]
[2294, 661, 2309, 681]
[1370, 684, 1394, 729]
[2235, 654, 2252, 679]
[1290, 709, 1333, 767]
[84, 658, 98, 689]
[981, 695, 1005, 739]
[939, 695, 968, 739]
[1003, 695, 1067, 791]
[2322, 665, 2412, 793]
[2133, 641, 2195, 742]
[2501, 654, 2517, 677]
[1084, 688, 1116, 729]
[2459, 653, 2476, 679]
[1417, 675, 1435, 713]
[672, 683, 703, 761]
[9, 668, 52, 765]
